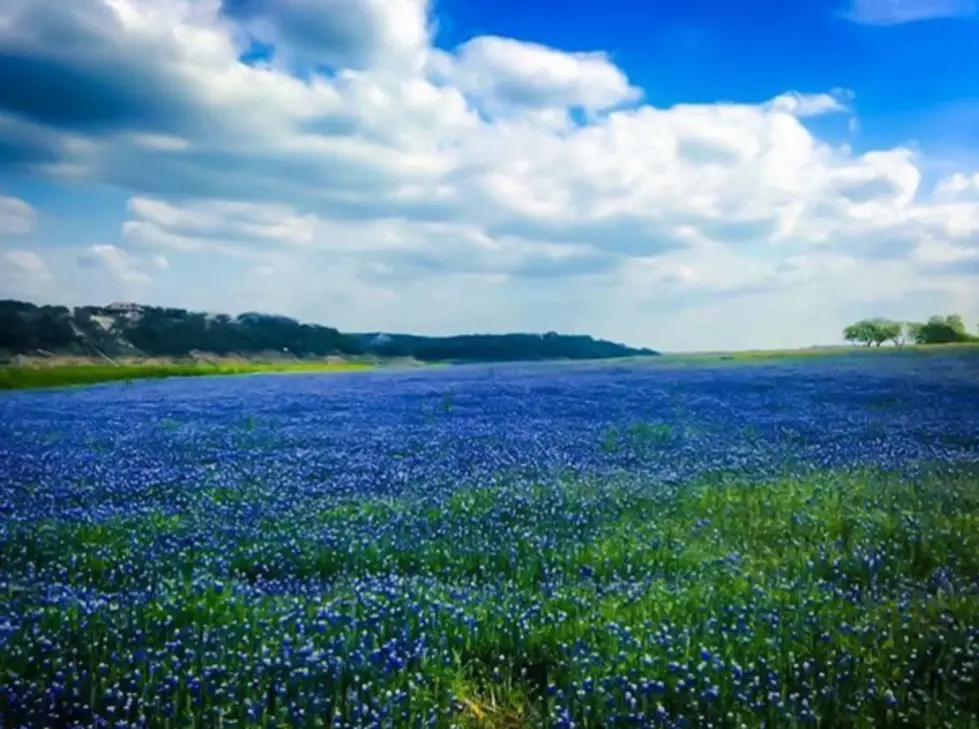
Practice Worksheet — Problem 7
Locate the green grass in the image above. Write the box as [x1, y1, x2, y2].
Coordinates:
[6, 343, 975, 391]
[660, 341, 979, 364]
[0, 361, 375, 390]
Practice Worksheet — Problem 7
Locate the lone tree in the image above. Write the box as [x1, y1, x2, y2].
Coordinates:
[843, 318, 903, 347]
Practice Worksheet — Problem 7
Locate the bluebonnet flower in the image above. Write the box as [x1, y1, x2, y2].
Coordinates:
[1, 355, 978, 726]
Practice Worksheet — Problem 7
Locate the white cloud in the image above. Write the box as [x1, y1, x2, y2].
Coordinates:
[1, 249, 53, 300]
[0, 195, 37, 234]
[767, 91, 850, 118]
[5, 250, 49, 277]
[845, 0, 977, 24]
[223, 0, 431, 71]
[447, 36, 640, 114]
[123, 196, 616, 281]
[0, 0, 976, 348]
[77, 244, 153, 284]
[934, 172, 979, 201]
[913, 236, 979, 264]
[127, 197, 320, 246]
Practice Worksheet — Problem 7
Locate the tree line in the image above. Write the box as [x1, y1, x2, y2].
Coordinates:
[0, 301, 360, 357]
[354, 331, 658, 362]
[843, 314, 977, 347]
[0, 300, 657, 363]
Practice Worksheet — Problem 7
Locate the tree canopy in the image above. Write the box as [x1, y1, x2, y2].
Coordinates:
[351, 331, 657, 362]
[843, 314, 977, 347]
[0, 300, 658, 363]
[0, 301, 365, 359]
[843, 318, 904, 347]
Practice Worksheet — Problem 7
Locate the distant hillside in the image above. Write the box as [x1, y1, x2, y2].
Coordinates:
[0, 300, 361, 360]
[0, 300, 658, 363]
[351, 332, 658, 362]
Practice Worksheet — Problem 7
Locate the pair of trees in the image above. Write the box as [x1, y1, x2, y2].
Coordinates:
[843, 318, 905, 348]
[843, 314, 975, 347]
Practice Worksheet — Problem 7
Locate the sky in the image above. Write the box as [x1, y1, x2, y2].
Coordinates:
[0, 0, 977, 352]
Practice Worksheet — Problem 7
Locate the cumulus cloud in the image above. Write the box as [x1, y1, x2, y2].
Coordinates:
[127, 197, 321, 246]
[767, 90, 854, 120]
[845, 0, 977, 24]
[934, 172, 979, 201]
[0, 195, 37, 234]
[0, 0, 976, 348]
[447, 36, 640, 114]
[221, 0, 431, 71]
[77, 244, 153, 284]
[122, 195, 618, 281]
[0, 1, 209, 136]
[0, 249, 52, 300]
[5, 250, 49, 277]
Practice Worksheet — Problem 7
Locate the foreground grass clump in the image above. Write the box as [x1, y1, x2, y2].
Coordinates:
[2, 468, 978, 728]
[0, 361, 373, 390]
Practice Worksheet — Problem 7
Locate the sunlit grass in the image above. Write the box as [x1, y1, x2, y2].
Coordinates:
[657, 341, 979, 364]
[0, 360, 374, 390]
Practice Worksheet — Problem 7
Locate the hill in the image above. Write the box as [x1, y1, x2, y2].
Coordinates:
[0, 300, 658, 364]
[351, 331, 657, 362]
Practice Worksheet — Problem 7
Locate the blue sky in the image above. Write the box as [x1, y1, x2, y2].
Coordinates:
[0, 0, 977, 351]
[434, 0, 979, 171]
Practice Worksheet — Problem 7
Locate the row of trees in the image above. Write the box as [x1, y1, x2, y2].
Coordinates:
[0, 300, 658, 362]
[843, 314, 976, 347]
[124, 308, 362, 357]
[0, 302, 78, 352]
[0, 301, 368, 357]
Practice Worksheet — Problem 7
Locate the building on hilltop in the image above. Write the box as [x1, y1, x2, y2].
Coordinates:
[103, 301, 145, 320]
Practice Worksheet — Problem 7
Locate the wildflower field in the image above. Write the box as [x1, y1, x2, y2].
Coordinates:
[1, 352, 978, 729]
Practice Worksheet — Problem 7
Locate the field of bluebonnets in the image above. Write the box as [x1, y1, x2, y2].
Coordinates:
[2, 351, 979, 729]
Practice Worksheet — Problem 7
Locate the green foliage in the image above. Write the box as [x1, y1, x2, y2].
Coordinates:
[358, 331, 658, 362]
[125, 307, 364, 357]
[905, 314, 978, 345]
[843, 317, 903, 347]
[0, 362, 372, 390]
[600, 421, 673, 452]
[0, 300, 364, 359]
[846, 314, 977, 347]
[0, 300, 74, 352]
[1, 300, 659, 365]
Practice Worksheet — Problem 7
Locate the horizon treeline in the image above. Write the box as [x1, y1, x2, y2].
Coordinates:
[843, 314, 977, 347]
[0, 300, 655, 363]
